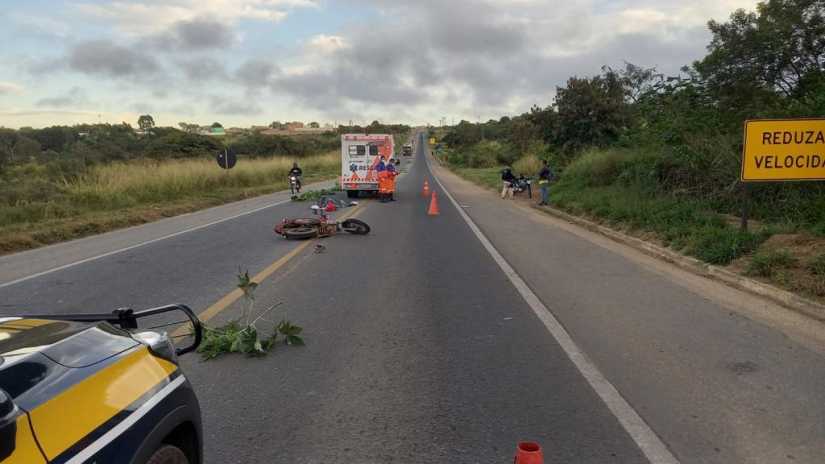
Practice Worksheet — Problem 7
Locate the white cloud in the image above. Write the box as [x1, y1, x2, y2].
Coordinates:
[76, 0, 319, 35]
[0, 82, 24, 95]
[307, 34, 349, 54]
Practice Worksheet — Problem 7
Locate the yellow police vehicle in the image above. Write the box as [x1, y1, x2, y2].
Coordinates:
[0, 305, 203, 464]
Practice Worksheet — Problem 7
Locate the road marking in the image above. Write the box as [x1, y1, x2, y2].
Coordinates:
[196, 241, 313, 325]
[427, 157, 680, 464]
[178, 205, 366, 330]
[0, 198, 295, 289]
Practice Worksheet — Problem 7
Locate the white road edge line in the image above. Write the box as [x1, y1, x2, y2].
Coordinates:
[66, 375, 187, 464]
[427, 157, 680, 464]
[0, 199, 291, 289]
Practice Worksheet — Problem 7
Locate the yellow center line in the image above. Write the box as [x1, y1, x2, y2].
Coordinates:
[173, 203, 367, 333]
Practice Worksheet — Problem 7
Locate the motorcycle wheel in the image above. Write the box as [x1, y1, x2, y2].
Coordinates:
[341, 218, 370, 235]
[283, 227, 318, 240]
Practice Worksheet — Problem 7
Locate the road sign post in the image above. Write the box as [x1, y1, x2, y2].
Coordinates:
[740, 118, 825, 231]
[740, 183, 750, 232]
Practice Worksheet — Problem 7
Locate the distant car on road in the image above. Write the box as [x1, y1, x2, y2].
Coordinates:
[402, 144, 412, 156]
[0, 305, 203, 464]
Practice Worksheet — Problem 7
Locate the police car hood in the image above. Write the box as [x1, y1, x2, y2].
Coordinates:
[0, 318, 139, 368]
[0, 318, 140, 404]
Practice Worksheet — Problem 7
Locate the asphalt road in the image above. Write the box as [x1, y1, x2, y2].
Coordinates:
[2, 132, 825, 463]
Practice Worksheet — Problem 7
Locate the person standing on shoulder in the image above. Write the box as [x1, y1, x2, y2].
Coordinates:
[537, 159, 553, 206]
[501, 167, 516, 200]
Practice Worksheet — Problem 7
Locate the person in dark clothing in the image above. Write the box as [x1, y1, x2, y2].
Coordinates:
[289, 162, 303, 190]
[537, 160, 553, 205]
[501, 167, 516, 199]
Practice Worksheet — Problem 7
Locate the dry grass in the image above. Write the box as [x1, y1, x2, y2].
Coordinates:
[0, 152, 340, 254]
[69, 152, 339, 207]
[732, 233, 825, 300]
[513, 154, 544, 177]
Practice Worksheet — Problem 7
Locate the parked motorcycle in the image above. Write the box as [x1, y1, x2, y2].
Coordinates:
[512, 175, 532, 198]
[274, 204, 370, 240]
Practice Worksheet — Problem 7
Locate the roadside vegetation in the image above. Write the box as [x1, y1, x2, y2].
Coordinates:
[291, 187, 341, 202]
[198, 270, 304, 360]
[438, 0, 825, 300]
[0, 119, 409, 254]
[0, 152, 340, 254]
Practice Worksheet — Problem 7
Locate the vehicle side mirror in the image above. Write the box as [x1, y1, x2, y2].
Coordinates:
[0, 388, 19, 461]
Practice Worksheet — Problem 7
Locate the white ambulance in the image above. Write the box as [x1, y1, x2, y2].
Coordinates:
[340, 134, 395, 198]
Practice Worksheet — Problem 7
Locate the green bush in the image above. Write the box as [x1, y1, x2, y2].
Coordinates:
[807, 254, 825, 275]
[453, 140, 515, 168]
[0, 177, 66, 207]
[688, 227, 764, 265]
[561, 148, 659, 188]
[746, 250, 797, 277]
[514, 153, 544, 177]
[467, 146, 498, 168]
[144, 131, 221, 159]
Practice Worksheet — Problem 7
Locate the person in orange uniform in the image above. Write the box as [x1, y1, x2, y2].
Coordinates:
[377, 156, 389, 202]
[385, 160, 398, 201]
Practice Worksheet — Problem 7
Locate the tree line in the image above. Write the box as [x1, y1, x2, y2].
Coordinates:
[441, 0, 825, 216]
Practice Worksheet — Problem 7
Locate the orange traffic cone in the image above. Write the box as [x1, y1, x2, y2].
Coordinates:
[514, 442, 543, 464]
[427, 191, 440, 216]
[422, 179, 430, 198]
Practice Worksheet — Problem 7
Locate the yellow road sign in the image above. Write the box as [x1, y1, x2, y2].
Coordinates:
[429, 137, 436, 145]
[742, 119, 825, 181]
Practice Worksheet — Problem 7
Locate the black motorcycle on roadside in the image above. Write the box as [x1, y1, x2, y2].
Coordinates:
[512, 175, 532, 198]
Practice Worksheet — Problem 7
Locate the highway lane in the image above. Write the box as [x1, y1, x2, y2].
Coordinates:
[181, 133, 651, 463]
[428, 150, 825, 463]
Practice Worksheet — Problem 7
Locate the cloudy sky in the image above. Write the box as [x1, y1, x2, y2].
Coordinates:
[0, 0, 758, 129]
